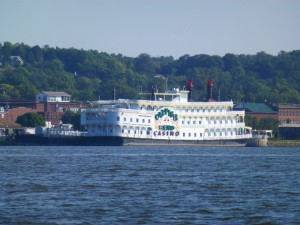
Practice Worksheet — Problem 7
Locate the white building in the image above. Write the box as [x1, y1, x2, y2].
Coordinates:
[10, 56, 24, 66]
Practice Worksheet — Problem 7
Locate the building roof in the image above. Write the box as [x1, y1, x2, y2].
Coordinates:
[273, 103, 300, 109]
[42, 91, 71, 97]
[234, 103, 277, 114]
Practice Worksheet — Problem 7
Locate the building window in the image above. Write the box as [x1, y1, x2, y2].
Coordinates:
[117, 116, 120, 121]
[130, 118, 132, 122]
[148, 119, 151, 123]
[124, 117, 126, 122]
[136, 119, 139, 123]
[194, 133, 196, 137]
[142, 119, 145, 123]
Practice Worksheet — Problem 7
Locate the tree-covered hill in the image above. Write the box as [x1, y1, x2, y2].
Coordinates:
[0, 41, 300, 103]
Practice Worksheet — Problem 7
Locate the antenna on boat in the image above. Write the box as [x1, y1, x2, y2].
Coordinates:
[112, 87, 116, 100]
[151, 85, 155, 101]
[154, 74, 168, 92]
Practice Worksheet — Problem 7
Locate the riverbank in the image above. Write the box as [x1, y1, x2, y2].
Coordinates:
[268, 139, 300, 147]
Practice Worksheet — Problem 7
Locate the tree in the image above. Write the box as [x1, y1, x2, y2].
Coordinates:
[16, 112, 46, 127]
[61, 111, 81, 130]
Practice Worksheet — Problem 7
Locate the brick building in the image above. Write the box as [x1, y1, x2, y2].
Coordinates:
[272, 104, 300, 139]
[272, 103, 300, 125]
[233, 102, 300, 139]
[0, 91, 89, 126]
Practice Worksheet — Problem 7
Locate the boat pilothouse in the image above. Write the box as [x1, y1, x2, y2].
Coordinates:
[81, 80, 252, 146]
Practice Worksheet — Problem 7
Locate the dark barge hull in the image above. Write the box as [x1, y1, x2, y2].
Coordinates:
[14, 134, 248, 146]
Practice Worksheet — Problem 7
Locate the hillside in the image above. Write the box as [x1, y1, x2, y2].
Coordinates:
[1, 42, 300, 103]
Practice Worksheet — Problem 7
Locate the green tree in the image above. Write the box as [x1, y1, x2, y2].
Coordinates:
[61, 111, 81, 130]
[16, 112, 46, 127]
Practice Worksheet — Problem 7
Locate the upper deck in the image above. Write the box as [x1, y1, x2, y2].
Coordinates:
[90, 90, 234, 110]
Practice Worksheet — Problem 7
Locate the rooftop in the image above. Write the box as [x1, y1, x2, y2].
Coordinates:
[42, 91, 71, 97]
[234, 103, 277, 114]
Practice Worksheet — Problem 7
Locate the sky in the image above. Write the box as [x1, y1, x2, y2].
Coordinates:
[1, 0, 300, 58]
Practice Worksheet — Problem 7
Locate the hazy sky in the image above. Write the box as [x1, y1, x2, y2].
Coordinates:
[1, 0, 300, 58]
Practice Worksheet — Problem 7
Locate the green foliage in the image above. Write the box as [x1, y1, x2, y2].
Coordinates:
[0, 42, 300, 103]
[61, 111, 81, 131]
[245, 115, 279, 134]
[16, 112, 46, 127]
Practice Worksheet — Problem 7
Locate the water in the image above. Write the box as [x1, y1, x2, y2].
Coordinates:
[1, 146, 299, 225]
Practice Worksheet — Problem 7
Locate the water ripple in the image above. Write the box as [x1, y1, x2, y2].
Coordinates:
[1, 146, 299, 224]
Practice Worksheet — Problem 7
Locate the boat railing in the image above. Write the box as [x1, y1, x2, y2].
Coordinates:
[203, 134, 252, 140]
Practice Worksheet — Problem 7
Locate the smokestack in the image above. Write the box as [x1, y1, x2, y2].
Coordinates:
[207, 80, 213, 101]
[186, 79, 193, 102]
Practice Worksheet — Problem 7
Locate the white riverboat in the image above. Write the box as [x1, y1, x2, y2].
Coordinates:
[81, 83, 252, 146]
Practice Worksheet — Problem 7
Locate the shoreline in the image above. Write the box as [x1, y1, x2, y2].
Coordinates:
[268, 139, 300, 147]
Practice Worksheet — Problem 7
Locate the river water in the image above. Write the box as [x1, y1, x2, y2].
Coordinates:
[1, 146, 299, 225]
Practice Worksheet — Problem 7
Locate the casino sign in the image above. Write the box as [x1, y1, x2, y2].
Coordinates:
[154, 108, 180, 136]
